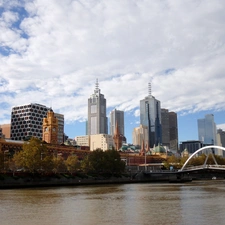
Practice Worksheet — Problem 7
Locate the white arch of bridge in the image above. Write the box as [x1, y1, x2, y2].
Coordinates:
[180, 145, 225, 171]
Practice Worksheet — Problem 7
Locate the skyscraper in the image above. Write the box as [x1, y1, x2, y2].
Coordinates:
[161, 109, 178, 150]
[87, 79, 108, 135]
[198, 114, 217, 145]
[140, 83, 162, 148]
[169, 111, 178, 150]
[110, 109, 124, 136]
[54, 113, 64, 144]
[217, 129, 225, 156]
[132, 125, 148, 147]
[161, 108, 170, 147]
[10, 103, 50, 140]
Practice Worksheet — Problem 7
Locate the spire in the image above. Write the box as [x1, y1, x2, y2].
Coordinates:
[148, 82, 151, 96]
[95, 78, 99, 91]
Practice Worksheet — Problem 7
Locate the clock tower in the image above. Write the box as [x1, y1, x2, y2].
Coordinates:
[42, 109, 58, 144]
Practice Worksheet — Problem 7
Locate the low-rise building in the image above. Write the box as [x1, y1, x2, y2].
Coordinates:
[76, 134, 114, 151]
[0, 124, 11, 139]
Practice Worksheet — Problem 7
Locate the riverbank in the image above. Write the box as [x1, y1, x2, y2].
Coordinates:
[0, 171, 194, 189]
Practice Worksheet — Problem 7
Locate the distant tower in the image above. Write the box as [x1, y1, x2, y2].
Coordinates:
[113, 121, 123, 150]
[169, 111, 178, 150]
[54, 113, 64, 144]
[110, 109, 124, 136]
[161, 108, 170, 147]
[198, 114, 217, 146]
[140, 82, 162, 148]
[161, 109, 178, 150]
[87, 79, 108, 135]
[42, 109, 58, 144]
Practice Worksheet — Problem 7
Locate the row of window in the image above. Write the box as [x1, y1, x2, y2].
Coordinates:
[11, 132, 42, 138]
[11, 127, 42, 133]
[11, 116, 43, 123]
[12, 113, 46, 118]
[11, 121, 42, 126]
[13, 105, 47, 111]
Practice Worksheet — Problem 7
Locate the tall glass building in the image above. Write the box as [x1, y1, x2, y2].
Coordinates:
[198, 114, 217, 145]
[140, 83, 162, 148]
[87, 80, 108, 135]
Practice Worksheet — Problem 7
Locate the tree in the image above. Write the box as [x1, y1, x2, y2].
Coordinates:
[81, 149, 125, 176]
[65, 154, 79, 173]
[52, 155, 66, 173]
[13, 137, 53, 173]
[81, 149, 105, 173]
[104, 150, 125, 175]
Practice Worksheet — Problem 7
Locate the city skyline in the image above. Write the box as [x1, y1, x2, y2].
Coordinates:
[1, 1, 225, 143]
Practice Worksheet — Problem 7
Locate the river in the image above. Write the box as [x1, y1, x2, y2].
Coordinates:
[0, 180, 225, 225]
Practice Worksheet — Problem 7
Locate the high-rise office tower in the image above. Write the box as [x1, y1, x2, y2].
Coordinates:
[54, 113, 64, 144]
[217, 129, 225, 156]
[10, 103, 50, 140]
[140, 83, 162, 148]
[132, 125, 148, 147]
[161, 109, 178, 150]
[110, 109, 124, 136]
[161, 108, 170, 147]
[198, 114, 217, 145]
[169, 111, 178, 150]
[87, 79, 108, 135]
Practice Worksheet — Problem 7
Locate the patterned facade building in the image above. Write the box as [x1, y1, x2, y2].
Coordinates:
[10, 103, 49, 141]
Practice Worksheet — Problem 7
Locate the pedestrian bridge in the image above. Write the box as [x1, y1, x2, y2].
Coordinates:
[179, 145, 225, 172]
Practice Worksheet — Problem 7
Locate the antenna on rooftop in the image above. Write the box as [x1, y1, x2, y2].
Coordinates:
[95, 78, 99, 90]
[148, 82, 152, 96]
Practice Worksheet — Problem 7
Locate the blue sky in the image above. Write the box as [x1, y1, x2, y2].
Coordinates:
[1, 0, 225, 144]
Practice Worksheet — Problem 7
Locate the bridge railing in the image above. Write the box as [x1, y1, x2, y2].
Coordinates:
[180, 164, 225, 171]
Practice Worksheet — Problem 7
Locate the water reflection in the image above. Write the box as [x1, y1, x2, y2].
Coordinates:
[1, 181, 225, 225]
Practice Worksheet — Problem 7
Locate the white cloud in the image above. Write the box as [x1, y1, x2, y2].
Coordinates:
[0, 0, 225, 127]
[217, 124, 225, 131]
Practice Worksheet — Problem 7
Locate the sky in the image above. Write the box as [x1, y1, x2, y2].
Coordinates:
[1, 0, 225, 144]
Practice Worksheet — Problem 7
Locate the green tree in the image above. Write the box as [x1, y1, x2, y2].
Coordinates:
[81, 149, 125, 175]
[163, 155, 181, 169]
[52, 156, 66, 173]
[104, 150, 125, 175]
[65, 154, 79, 173]
[13, 137, 53, 173]
[81, 149, 105, 173]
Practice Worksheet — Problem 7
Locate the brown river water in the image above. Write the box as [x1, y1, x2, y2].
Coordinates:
[1, 180, 225, 225]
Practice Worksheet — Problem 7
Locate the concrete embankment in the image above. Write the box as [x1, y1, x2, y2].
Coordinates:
[0, 172, 141, 189]
[0, 171, 193, 189]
